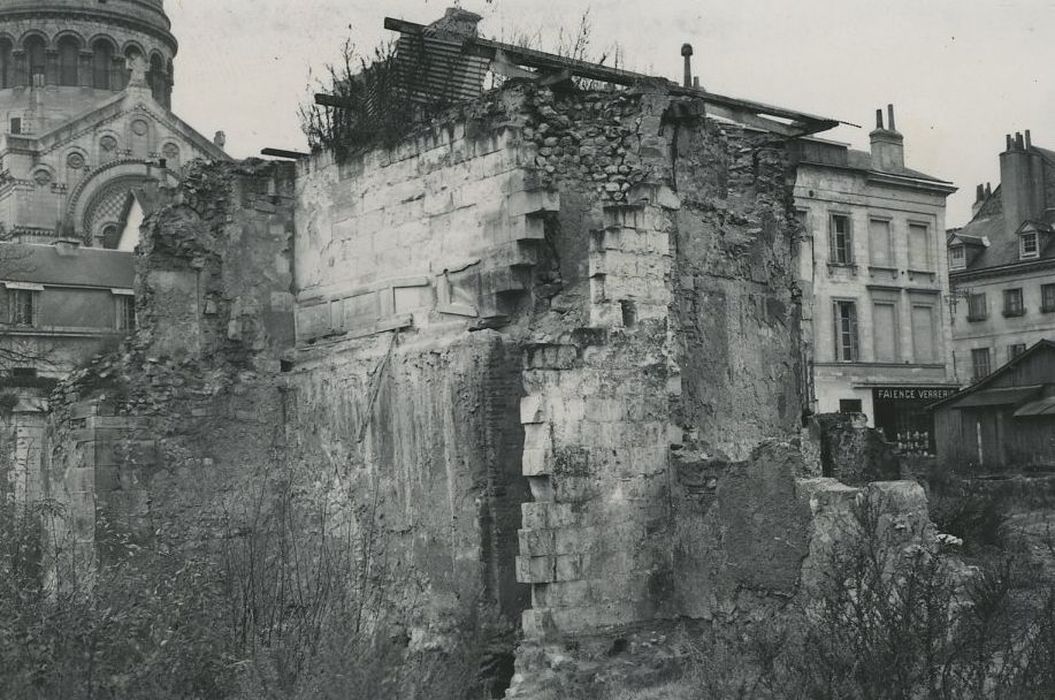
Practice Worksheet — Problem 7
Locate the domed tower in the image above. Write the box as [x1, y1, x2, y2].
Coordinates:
[0, 0, 177, 119]
[0, 0, 225, 247]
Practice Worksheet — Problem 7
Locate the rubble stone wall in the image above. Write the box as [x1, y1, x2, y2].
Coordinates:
[40, 80, 940, 699]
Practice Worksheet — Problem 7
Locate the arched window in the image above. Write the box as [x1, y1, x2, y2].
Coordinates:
[25, 36, 45, 82]
[92, 39, 114, 89]
[58, 36, 80, 86]
[149, 53, 164, 102]
[0, 39, 12, 89]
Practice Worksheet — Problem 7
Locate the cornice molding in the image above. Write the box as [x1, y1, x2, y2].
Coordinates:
[0, 8, 176, 53]
[950, 256, 1055, 283]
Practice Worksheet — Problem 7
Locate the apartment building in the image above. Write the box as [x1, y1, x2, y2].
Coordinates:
[793, 106, 959, 447]
[947, 131, 1055, 384]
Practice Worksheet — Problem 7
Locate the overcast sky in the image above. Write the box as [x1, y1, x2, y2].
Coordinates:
[166, 0, 1054, 227]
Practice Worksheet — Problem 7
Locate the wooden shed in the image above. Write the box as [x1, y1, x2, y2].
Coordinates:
[931, 340, 1055, 471]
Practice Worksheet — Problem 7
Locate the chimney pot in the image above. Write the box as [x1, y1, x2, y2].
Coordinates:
[214, 130, 226, 149]
[887, 104, 896, 132]
[1006, 134, 1013, 151]
[976, 184, 985, 202]
[681, 44, 694, 88]
[1016, 132, 1025, 149]
[1025, 130, 1032, 149]
[986, 182, 992, 196]
[875, 108, 884, 130]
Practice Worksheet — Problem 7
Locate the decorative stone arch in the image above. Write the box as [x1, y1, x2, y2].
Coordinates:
[88, 34, 119, 90]
[16, 30, 49, 52]
[121, 40, 146, 60]
[160, 141, 182, 170]
[86, 33, 119, 51]
[51, 29, 86, 51]
[66, 160, 178, 243]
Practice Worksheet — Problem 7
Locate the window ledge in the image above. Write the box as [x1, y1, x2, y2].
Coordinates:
[1042, 306, 1055, 314]
[1002, 310, 1026, 318]
[966, 315, 989, 323]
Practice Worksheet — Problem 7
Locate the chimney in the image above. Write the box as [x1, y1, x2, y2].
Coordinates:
[681, 44, 694, 88]
[869, 103, 904, 172]
[1000, 130, 1046, 235]
[214, 130, 226, 149]
[972, 183, 987, 217]
[428, 7, 483, 39]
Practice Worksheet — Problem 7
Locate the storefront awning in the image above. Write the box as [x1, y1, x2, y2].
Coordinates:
[1014, 396, 1055, 417]
[951, 385, 1043, 409]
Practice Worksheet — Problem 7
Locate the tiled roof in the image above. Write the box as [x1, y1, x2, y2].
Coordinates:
[845, 148, 952, 184]
[0, 243, 134, 289]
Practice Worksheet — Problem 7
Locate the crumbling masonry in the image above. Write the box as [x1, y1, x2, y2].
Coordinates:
[40, 79, 932, 691]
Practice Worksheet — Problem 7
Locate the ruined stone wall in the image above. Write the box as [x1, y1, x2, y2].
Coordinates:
[284, 330, 529, 654]
[45, 159, 296, 585]
[290, 83, 808, 638]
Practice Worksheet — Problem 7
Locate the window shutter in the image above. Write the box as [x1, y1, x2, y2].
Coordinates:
[846, 219, 854, 264]
[832, 303, 840, 360]
[849, 303, 859, 360]
[828, 216, 836, 262]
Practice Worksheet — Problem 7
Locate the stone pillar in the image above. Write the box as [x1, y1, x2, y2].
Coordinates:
[78, 50, 93, 88]
[12, 50, 25, 88]
[518, 199, 680, 638]
[44, 49, 58, 86]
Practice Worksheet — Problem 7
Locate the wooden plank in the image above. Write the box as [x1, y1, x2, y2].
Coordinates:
[381, 16, 843, 136]
[261, 147, 309, 159]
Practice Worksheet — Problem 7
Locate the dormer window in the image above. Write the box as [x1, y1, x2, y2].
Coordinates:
[1021, 231, 1040, 260]
[949, 245, 966, 270]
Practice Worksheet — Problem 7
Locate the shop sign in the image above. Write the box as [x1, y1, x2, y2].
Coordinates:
[873, 387, 959, 402]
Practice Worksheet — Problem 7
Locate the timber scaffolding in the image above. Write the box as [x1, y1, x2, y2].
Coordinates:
[312, 16, 845, 141]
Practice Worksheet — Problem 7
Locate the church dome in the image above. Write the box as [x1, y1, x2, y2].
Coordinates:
[0, 0, 177, 107]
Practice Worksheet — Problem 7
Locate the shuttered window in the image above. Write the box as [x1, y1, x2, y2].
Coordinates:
[869, 219, 892, 267]
[829, 214, 853, 264]
[908, 223, 931, 270]
[833, 301, 859, 362]
[911, 304, 936, 363]
[971, 348, 991, 381]
[873, 303, 898, 362]
[967, 293, 988, 321]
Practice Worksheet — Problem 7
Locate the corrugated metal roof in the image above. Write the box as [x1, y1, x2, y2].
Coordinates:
[951, 385, 1042, 409]
[0, 243, 134, 289]
[1015, 396, 1055, 417]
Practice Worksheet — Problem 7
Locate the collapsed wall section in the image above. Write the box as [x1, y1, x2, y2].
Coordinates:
[45, 159, 296, 587]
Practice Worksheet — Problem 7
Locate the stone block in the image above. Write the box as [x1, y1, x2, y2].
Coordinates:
[519, 528, 556, 557]
[516, 555, 555, 584]
[523, 423, 552, 451]
[522, 502, 577, 530]
[507, 190, 560, 218]
[520, 395, 546, 425]
[523, 447, 552, 477]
